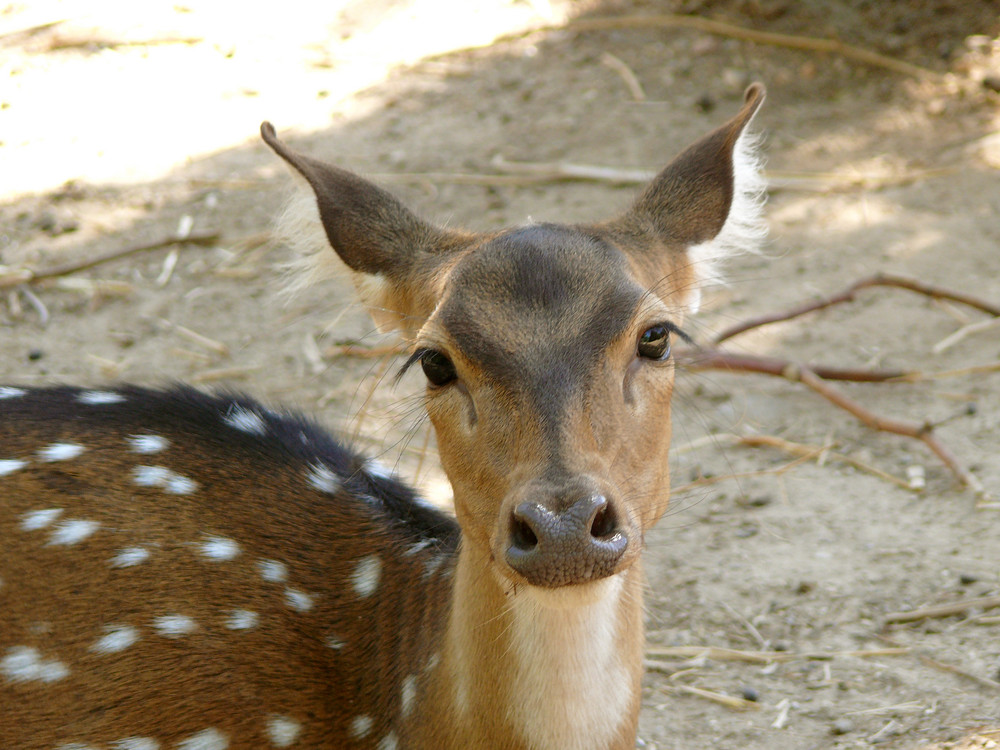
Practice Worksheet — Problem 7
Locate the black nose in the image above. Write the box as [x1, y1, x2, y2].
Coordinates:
[504, 493, 627, 588]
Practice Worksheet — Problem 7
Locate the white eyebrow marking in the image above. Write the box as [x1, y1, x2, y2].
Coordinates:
[378, 733, 399, 750]
[199, 536, 240, 561]
[351, 555, 382, 598]
[0, 459, 28, 476]
[132, 465, 198, 495]
[324, 634, 345, 650]
[90, 624, 140, 654]
[111, 546, 150, 568]
[266, 715, 302, 747]
[78, 390, 126, 405]
[284, 588, 314, 612]
[37, 442, 85, 462]
[258, 559, 288, 583]
[305, 464, 340, 494]
[127, 434, 170, 454]
[176, 728, 228, 750]
[48, 519, 100, 546]
[225, 610, 259, 630]
[223, 404, 267, 436]
[153, 614, 197, 638]
[20, 508, 64, 531]
[1, 646, 69, 683]
[0, 386, 27, 399]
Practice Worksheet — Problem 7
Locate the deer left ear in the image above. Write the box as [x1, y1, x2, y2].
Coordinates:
[604, 84, 767, 311]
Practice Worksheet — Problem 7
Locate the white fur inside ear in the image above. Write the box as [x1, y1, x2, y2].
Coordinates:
[275, 186, 350, 294]
[685, 125, 768, 312]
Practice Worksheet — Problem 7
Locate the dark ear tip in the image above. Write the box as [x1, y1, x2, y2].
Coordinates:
[743, 82, 766, 106]
[260, 121, 279, 148]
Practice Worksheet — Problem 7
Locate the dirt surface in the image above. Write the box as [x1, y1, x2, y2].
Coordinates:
[2, 1, 1000, 748]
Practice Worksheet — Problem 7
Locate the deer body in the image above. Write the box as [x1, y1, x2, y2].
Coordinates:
[0, 86, 766, 749]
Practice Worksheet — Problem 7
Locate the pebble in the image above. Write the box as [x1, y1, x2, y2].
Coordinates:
[831, 718, 854, 735]
[740, 686, 759, 702]
[983, 75, 1000, 94]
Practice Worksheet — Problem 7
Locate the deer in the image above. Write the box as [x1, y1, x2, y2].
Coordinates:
[0, 83, 766, 750]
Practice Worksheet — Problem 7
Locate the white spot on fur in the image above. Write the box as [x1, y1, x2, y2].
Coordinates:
[225, 609, 259, 630]
[58, 744, 98, 750]
[176, 728, 228, 750]
[0, 458, 28, 476]
[325, 634, 345, 650]
[0, 386, 27, 399]
[403, 539, 432, 557]
[153, 614, 197, 638]
[127, 434, 169, 454]
[284, 588, 313, 612]
[305, 463, 340, 494]
[223, 404, 267, 436]
[505, 575, 633, 750]
[266, 715, 302, 747]
[686, 121, 768, 313]
[112, 738, 160, 750]
[351, 555, 381, 598]
[20, 507, 63, 531]
[364, 458, 392, 480]
[49, 519, 100, 546]
[258, 559, 288, 583]
[1, 646, 69, 683]
[37, 442, 85, 462]
[78, 390, 125, 405]
[91, 624, 140, 654]
[200, 535, 240, 560]
[349, 716, 372, 739]
[112, 546, 150, 568]
[133, 465, 198, 495]
[425, 652, 440, 672]
[401, 674, 417, 718]
[377, 733, 398, 750]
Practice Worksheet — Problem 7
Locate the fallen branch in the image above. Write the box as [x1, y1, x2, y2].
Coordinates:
[678, 347, 909, 382]
[713, 273, 1000, 345]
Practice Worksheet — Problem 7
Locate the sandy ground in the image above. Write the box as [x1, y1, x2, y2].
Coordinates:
[2, 1, 1000, 747]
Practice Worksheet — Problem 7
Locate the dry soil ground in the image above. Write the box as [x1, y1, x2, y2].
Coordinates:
[2, 1, 999, 748]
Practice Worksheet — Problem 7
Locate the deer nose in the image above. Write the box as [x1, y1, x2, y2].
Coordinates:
[504, 493, 627, 588]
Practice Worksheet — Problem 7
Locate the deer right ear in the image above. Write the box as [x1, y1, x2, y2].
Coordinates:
[261, 122, 469, 334]
[603, 84, 767, 311]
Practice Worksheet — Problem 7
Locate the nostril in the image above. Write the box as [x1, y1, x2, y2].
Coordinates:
[589, 500, 618, 539]
[510, 515, 538, 551]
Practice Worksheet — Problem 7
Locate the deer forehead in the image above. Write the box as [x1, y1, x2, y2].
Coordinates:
[434, 225, 653, 385]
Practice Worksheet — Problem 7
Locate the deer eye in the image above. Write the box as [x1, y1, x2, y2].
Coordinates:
[420, 349, 457, 387]
[637, 325, 671, 360]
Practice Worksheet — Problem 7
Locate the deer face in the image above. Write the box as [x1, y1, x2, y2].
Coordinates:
[261, 83, 765, 593]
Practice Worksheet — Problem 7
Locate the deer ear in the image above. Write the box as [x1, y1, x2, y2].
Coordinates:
[261, 122, 469, 335]
[605, 84, 767, 308]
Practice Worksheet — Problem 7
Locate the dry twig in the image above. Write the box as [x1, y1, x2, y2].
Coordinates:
[0, 231, 220, 289]
[884, 595, 1000, 625]
[564, 14, 939, 79]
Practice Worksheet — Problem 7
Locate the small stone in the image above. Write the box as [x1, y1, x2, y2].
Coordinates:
[27, 349, 44, 361]
[831, 718, 854, 735]
[959, 573, 978, 585]
[741, 686, 759, 702]
[983, 75, 1000, 94]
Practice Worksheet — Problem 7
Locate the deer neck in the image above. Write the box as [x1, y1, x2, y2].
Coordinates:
[424, 541, 645, 750]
